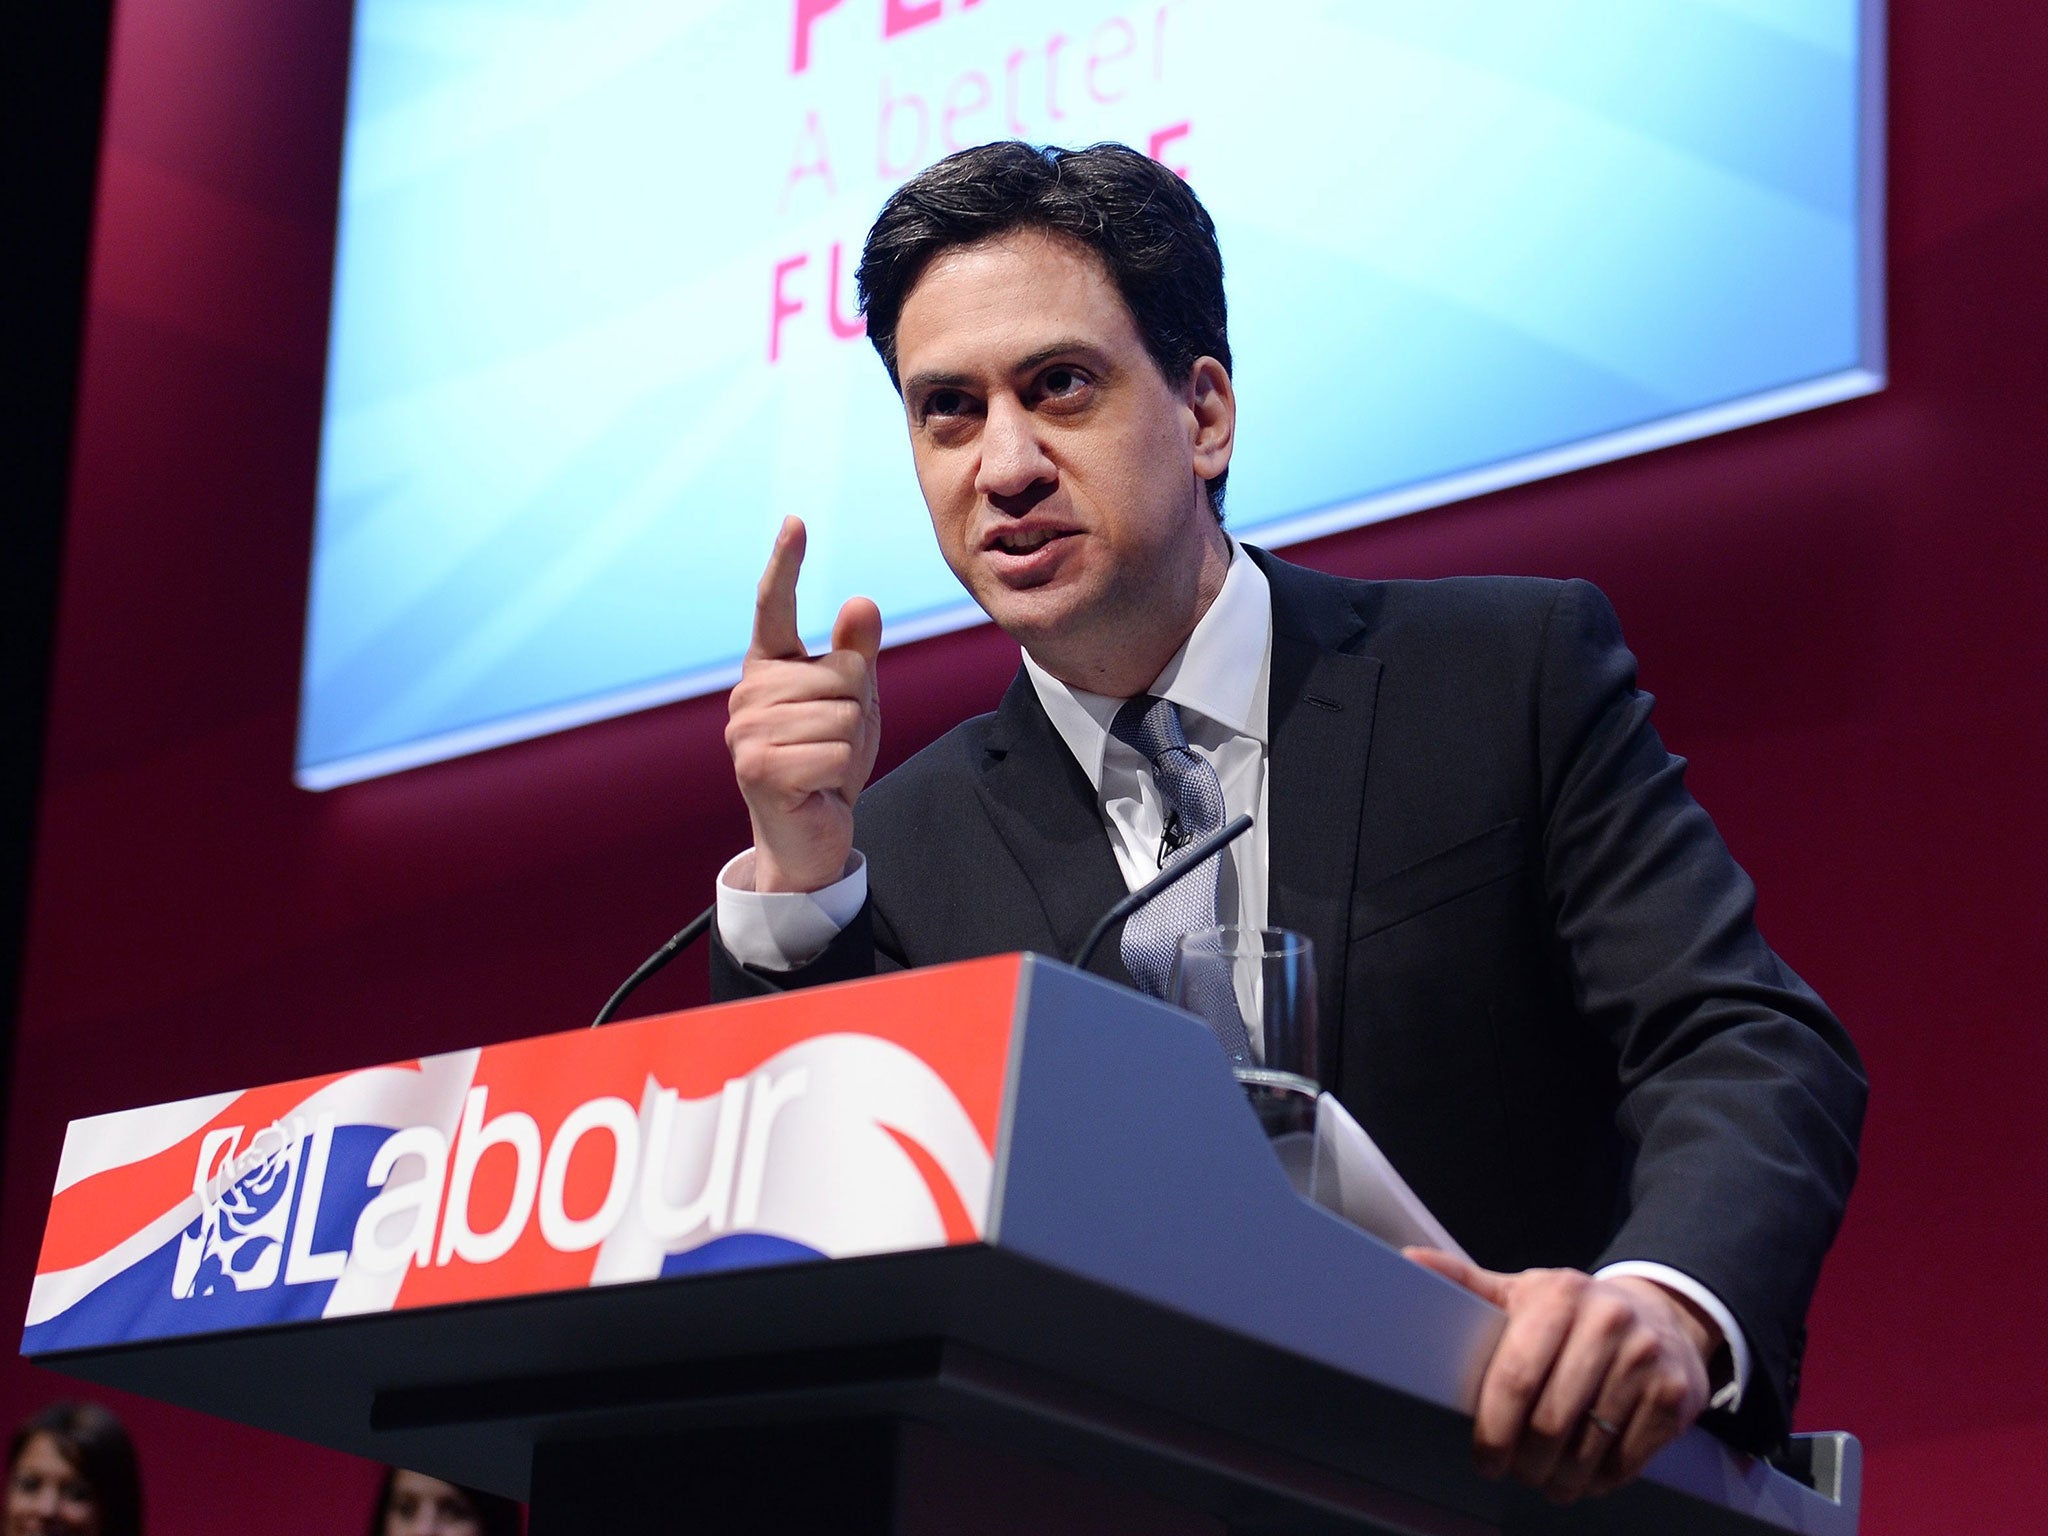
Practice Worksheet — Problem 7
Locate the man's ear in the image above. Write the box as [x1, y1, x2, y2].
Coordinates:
[1187, 356, 1235, 482]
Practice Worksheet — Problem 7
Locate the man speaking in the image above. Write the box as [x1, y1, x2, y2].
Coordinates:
[710, 141, 1866, 1503]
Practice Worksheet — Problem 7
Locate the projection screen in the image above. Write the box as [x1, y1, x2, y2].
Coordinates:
[297, 0, 1884, 788]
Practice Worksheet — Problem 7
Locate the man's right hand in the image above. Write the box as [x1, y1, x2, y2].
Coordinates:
[725, 516, 883, 893]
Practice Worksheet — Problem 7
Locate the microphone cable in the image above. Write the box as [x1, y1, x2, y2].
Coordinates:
[590, 903, 716, 1028]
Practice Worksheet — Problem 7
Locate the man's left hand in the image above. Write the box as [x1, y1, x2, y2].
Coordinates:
[1403, 1248, 1716, 1503]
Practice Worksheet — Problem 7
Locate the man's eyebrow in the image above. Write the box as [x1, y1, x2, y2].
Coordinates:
[902, 341, 1114, 399]
[1012, 339, 1112, 375]
[901, 368, 974, 398]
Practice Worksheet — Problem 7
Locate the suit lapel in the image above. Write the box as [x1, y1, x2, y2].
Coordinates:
[1255, 551, 1383, 1089]
[973, 670, 1137, 988]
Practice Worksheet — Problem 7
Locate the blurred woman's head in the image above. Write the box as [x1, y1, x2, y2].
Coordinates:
[368, 1469, 520, 1536]
[5, 1402, 142, 1536]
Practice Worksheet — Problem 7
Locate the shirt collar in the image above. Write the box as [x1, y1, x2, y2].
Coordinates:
[1023, 540, 1272, 790]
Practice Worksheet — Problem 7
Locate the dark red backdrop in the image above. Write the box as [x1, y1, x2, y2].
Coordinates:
[6, 2, 2045, 1531]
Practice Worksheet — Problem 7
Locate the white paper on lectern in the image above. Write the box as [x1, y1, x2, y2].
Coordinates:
[1307, 1093, 1471, 1263]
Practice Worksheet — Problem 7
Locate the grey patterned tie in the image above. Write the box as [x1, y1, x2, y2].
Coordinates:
[1111, 695, 1254, 1063]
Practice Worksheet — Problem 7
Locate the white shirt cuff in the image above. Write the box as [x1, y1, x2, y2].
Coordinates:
[1596, 1261, 1750, 1413]
[715, 849, 868, 971]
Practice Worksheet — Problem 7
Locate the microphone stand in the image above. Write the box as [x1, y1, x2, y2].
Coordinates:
[1070, 813, 1254, 972]
[590, 903, 715, 1028]
[595, 812, 1250, 1027]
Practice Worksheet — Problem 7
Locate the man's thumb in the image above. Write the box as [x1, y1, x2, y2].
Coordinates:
[832, 596, 883, 665]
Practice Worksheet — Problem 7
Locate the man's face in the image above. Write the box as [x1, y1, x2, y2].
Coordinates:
[892, 230, 1232, 692]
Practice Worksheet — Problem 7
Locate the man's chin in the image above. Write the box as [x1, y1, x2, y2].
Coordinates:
[990, 607, 1136, 693]
[988, 617, 1064, 664]
[966, 572, 1077, 635]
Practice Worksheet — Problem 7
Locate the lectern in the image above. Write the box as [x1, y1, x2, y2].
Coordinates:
[23, 954, 1859, 1534]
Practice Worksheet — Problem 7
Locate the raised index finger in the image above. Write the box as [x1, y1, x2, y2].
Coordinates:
[749, 516, 808, 661]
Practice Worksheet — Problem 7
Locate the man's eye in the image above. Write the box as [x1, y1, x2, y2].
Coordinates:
[1035, 366, 1094, 407]
[923, 388, 970, 419]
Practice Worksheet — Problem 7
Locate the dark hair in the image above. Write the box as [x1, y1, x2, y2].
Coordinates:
[857, 141, 1232, 511]
[7, 1401, 143, 1536]
[367, 1466, 523, 1536]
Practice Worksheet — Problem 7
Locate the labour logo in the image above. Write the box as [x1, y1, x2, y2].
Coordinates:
[172, 1122, 304, 1298]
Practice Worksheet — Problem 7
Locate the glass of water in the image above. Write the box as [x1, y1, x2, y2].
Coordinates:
[1171, 926, 1320, 1149]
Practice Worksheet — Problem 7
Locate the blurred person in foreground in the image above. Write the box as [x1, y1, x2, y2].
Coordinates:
[367, 1468, 521, 1536]
[5, 1401, 142, 1536]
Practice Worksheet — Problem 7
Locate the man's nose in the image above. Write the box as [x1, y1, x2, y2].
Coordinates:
[974, 396, 1054, 500]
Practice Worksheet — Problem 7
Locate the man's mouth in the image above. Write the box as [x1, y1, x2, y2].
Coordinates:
[993, 527, 1068, 553]
[999, 528, 1064, 552]
[980, 523, 1080, 586]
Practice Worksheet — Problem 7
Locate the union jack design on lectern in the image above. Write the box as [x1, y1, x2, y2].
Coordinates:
[25, 958, 1021, 1355]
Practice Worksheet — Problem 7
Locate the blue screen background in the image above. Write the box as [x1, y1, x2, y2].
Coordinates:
[298, 0, 1877, 787]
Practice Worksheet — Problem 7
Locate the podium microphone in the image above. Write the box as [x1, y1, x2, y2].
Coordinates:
[1070, 813, 1254, 973]
[593, 813, 1251, 1026]
[591, 903, 715, 1028]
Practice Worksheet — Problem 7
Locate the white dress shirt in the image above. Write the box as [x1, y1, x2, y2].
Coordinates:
[715, 540, 1747, 1408]
[1020, 541, 1272, 939]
